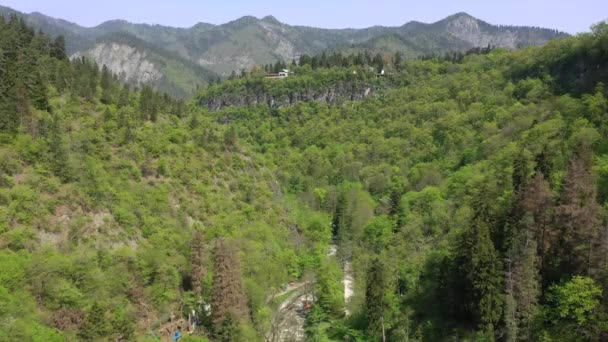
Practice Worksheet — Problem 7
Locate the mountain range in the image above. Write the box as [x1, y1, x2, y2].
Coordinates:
[0, 5, 569, 97]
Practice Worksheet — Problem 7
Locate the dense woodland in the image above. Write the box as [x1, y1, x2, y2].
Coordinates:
[1, 13, 608, 341]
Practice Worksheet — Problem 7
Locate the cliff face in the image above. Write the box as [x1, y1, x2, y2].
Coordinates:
[439, 13, 568, 50]
[446, 15, 513, 47]
[199, 81, 376, 111]
[77, 43, 162, 85]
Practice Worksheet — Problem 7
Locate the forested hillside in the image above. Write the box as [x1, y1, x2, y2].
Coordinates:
[1, 12, 608, 342]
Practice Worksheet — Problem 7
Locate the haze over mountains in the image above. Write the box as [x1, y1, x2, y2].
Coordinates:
[0, 4, 568, 97]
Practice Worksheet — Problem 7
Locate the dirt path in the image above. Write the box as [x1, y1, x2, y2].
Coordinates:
[267, 284, 311, 342]
[268, 244, 347, 341]
[343, 261, 354, 316]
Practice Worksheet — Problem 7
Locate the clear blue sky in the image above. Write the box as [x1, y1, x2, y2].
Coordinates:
[1, 0, 606, 34]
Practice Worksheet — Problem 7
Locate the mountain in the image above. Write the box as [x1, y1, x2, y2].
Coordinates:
[0, 5, 568, 95]
[74, 32, 217, 98]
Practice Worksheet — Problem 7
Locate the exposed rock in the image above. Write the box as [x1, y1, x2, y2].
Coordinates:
[444, 13, 558, 49]
[75, 43, 162, 85]
[200, 81, 376, 111]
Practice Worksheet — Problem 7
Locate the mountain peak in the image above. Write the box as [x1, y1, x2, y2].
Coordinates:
[225, 15, 259, 27]
[448, 12, 477, 20]
[261, 15, 282, 25]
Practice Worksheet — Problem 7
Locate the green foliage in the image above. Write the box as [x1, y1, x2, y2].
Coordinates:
[78, 302, 109, 340]
[365, 258, 389, 340]
[542, 276, 606, 340]
[315, 259, 344, 317]
[1, 16, 607, 342]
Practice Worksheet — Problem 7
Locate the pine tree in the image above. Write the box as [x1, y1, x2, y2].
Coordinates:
[373, 53, 384, 73]
[30, 70, 49, 112]
[521, 173, 552, 285]
[191, 231, 207, 297]
[393, 52, 403, 71]
[0, 44, 19, 133]
[48, 113, 70, 182]
[454, 188, 503, 335]
[138, 86, 157, 121]
[500, 149, 532, 253]
[505, 235, 540, 342]
[365, 258, 387, 341]
[211, 239, 248, 331]
[100, 64, 113, 104]
[50, 35, 67, 60]
[535, 147, 552, 181]
[78, 302, 109, 341]
[110, 307, 135, 341]
[503, 158, 548, 341]
[117, 85, 130, 109]
[551, 144, 601, 281]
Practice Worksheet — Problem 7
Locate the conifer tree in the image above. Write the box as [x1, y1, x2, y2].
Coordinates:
[78, 302, 109, 341]
[48, 113, 70, 182]
[551, 144, 601, 280]
[30, 70, 49, 112]
[117, 85, 130, 109]
[454, 187, 503, 335]
[50, 35, 67, 60]
[393, 52, 403, 71]
[100, 64, 113, 104]
[190, 231, 207, 297]
[211, 239, 248, 332]
[521, 173, 552, 284]
[365, 258, 388, 341]
[0, 47, 19, 132]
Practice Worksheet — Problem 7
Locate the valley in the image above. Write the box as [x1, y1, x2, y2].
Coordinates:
[0, 4, 607, 342]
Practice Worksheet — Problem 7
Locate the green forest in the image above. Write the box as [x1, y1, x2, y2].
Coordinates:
[1, 12, 608, 341]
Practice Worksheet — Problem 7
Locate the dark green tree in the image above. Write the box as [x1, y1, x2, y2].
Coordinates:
[50, 35, 67, 60]
[365, 258, 388, 341]
[454, 188, 503, 335]
[78, 302, 109, 341]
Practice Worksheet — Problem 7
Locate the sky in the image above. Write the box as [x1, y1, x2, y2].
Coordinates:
[1, 0, 606, 34]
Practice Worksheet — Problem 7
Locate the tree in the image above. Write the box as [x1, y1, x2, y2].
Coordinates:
[138, 86, 157, 121]
[191, 231, 207, 297]
[550, 144, 601, 282]
[315, 260, 344, 316]
[454, 189, 503, 335]
[543, 276, 604, 340]
[110, 307, 135, 341]
[366, 258, 388, 341]
[504, 230, 540, 342]
[535, 147, 552, 181]
[100, 64, 113, 104]
[50, 35, 67, 60]
[211, 240, 248, 332]
[117, 85, 130, 109]
[0, 53, 19, 132]
[223, 126, 238, 150]
[521, 173, 553, 285]
[48, 113, 71, 182]
[393, 52, 403, 71]
[373, 53, 384, 73]
[78, 302, 109, 341]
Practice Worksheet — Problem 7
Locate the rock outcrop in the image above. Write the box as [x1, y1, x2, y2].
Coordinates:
[199, 81, 376, 111]
[76, 43, 162, 85]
